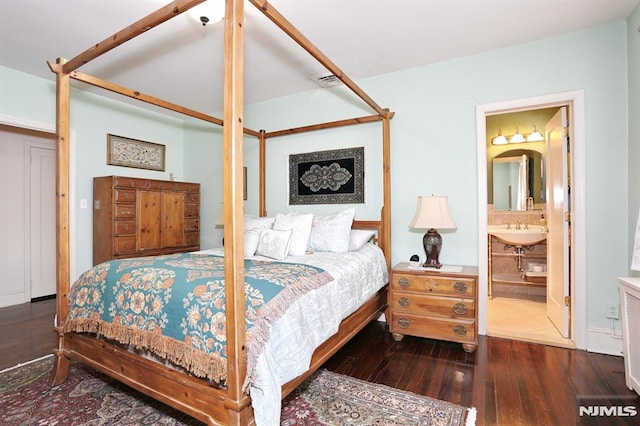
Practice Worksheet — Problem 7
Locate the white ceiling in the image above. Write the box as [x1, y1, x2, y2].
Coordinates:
[1, 0, 638, 115]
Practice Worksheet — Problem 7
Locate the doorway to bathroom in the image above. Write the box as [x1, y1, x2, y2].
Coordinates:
[476, 91, 587, 350]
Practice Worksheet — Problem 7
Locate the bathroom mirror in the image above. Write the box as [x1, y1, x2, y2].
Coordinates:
[491, 149, 544, 211]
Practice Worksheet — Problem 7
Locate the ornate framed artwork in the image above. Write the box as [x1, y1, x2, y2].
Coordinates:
[289, 147, 364, 205]
[107, 134, 166, 171]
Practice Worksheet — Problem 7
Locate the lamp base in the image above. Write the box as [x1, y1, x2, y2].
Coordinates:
[422, 228, 442, 269]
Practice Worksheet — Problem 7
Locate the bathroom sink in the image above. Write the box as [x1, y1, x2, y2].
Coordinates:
[488, 224, 547, 246]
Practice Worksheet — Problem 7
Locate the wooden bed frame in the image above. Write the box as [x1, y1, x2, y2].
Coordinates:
[49, 1, 394, 424]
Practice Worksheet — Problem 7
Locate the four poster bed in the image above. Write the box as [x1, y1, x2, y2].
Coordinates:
[49, 0, 394, 425]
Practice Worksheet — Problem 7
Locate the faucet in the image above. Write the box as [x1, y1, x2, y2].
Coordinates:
[515, 221, 521, 230]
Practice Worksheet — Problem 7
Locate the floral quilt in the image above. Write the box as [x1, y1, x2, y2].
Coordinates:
[64, 252, 332, 384]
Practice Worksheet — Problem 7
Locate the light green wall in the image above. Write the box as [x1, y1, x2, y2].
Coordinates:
[1, 65, 185, 275]
[229, 21, 630, 331]
[627, 4, 640, 278]
[0, 19, 632, 335]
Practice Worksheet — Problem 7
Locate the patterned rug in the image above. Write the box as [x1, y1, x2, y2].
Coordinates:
[0, 356, 475, 425]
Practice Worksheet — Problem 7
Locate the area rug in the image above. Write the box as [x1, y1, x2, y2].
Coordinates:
[0, 356, 475, 425]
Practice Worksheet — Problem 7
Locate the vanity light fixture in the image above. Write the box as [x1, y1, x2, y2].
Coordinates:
[527, 124, 544, 142]
[492, 125, 545, 145]
[491, 129, 508, 145]
[409, 196, 457, 269]
[509, 127, 526, 143]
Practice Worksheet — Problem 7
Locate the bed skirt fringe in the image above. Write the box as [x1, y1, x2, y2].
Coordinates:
[63, 318, 227, 383]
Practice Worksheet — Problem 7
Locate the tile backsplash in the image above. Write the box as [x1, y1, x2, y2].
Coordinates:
[488, 205, 546, 226]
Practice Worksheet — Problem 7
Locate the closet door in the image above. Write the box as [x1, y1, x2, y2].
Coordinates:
[137, 190, 162, 251]
[29, 146, 56, 298]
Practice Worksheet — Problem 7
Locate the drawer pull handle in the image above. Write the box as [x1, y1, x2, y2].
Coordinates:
[123, 242, 129, 248]
[397, 317, 410, 328]
[453, 325, 467, 336]
[454, 281, 468, 293]
[453, 303, 467, 315]
[123, 224, 129, 230]
[398, 297, 410, 307]
[426, 279, 438, 291]
[398, 277, 410, 288]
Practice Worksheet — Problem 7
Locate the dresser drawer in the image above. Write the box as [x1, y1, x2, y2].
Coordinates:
[114, 176, 150, 189]
[114, 189, 136, 203]
[114, 220, 136, 235]
[185, 218, 200, 232]
[114, 236, 136, 254]
[390, 292, 475, 319]
[185, 205, 199, 218]
[185, 232, 200, 246]
[114, 204, 136, 218]
[390, 312, 476, 343]
[185, 192, 200, 204]
[392, 273, 475, 297]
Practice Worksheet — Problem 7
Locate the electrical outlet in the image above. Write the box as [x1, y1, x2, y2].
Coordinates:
[605, 303, 619, 320]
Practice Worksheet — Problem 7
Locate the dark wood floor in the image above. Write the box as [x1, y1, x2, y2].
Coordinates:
[2, 298, 638, 425]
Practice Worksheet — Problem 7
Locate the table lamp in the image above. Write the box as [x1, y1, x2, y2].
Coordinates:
[409, 196, 456, 268]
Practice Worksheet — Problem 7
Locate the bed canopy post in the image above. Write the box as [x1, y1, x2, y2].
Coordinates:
[221, 0, 251, 422]
[51, 56, 72, 385]
[382, 110, 393, 269]
[259, 130, 267, 216]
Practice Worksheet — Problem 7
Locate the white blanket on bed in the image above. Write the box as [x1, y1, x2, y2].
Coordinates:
[200, 243, 388, 426]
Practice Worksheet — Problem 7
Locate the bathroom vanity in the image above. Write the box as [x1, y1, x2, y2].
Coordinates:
[488, 222, 548, 299]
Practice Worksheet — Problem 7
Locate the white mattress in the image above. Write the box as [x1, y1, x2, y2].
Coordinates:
[199, 243, 389, 425]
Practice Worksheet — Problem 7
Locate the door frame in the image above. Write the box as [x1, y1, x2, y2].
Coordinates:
[476, 90, 586, 350]
[0, 114, 78, 288]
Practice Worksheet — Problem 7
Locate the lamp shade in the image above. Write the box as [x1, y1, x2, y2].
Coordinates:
[409, 196, 456, 230]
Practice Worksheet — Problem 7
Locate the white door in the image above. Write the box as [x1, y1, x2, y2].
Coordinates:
[545, 107, 570, 337]
[0, 131, 28, 306]
[30, 146, 57, 298]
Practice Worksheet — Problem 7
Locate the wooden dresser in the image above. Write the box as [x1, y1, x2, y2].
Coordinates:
[93, 176, 200, 265]
[389, 263, 478, 353]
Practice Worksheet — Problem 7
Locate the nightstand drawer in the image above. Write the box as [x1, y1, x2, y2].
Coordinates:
[390, 312, 475, 343]
[390, 293, 475, 319]
[391, 273, 475, 297]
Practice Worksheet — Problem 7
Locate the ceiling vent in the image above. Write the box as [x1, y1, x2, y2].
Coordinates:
[310, 73, 343, 88]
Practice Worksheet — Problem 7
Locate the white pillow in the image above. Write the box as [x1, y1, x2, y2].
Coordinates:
[308, 208, 355, 253]
[348, 229, 376, 251]
[244, 229, 261, 257]
[255, 229, 293, 261]
[273, 212, 313, 256]
[244, 215, 275, 231]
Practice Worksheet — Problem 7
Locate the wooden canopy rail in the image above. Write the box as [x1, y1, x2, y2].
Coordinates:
[50, 0, 392, 424]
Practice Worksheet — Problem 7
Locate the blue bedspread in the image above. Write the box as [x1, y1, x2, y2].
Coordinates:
[65, 252, 332, 383]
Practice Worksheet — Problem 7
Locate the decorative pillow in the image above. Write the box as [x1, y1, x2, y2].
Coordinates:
[244, 229, 261, 258]
[308, 208, 355, 253]
[348, 229, 376, 251]
[255, 229, 293, 261]
[244, 215, 275, 231]
[273, 212, 313, 256]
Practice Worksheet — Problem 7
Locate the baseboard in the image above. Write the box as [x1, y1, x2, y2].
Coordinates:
[586, 326, 624, 356]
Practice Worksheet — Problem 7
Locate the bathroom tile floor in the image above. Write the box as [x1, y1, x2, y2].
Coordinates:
[487, 295, 575, 348]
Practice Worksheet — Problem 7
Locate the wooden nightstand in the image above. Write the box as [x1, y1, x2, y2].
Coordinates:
[389, 263, 479, 353]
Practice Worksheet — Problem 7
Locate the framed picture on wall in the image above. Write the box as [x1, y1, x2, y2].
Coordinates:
[289, 147, 364, 205]
[107, 134, 166, 171]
